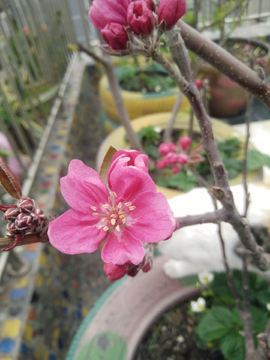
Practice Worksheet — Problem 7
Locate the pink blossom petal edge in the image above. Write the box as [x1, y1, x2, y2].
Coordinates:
[109, 150, 149, 175]
[48, 209, 106, 254]
[89, 0, 131, 30]
[102, 227, 145, 265]
[60, 159, 109, 213]
[127, 191, 178, 243]
[108, 164, 156, 203]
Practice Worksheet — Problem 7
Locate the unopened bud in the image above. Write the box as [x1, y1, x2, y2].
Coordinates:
[15, 212, 32, 230]
[158, 0, 186, 30]
[179, 136, 191, 150]
[101, 23, 129, 50]
[3, 206, 20, 221]
[177, 154, 188, 164]
[158, 142, 176, 155]
[127, 1, 154, 35]
[17, 197, 37, 213]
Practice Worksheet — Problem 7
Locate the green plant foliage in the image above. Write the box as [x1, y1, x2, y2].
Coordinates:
[168, 171, 197, 192]
[117, 62, 175, 93]
[247, 149, 270, 170]
[195, 271, 270, 360]
[136, 126, 160, 147]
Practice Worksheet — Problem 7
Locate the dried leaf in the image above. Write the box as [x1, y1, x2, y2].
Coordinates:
[0, 157, 22, 199]
[99, 146, 118, 184]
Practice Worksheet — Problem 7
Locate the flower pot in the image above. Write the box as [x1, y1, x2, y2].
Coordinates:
[99, 67, 190, 123]
[65, 255, 200, 360]
[96, 112, 260, 199]
[199, 38, 270, 118]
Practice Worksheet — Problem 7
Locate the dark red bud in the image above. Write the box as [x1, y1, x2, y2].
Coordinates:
[158, 0, 186, 30]
[127, 1, 154, 35]
[3, 206, 20, 221]
[17, 197, 37, 213]
[101, 23, 128, 50]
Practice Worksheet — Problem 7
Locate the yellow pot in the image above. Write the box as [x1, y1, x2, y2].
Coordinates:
[99, 69, 189, 123]
[96, 113, 259, 199]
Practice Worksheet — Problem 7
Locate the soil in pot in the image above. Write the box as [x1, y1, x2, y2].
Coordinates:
[134, 299, 225, 360]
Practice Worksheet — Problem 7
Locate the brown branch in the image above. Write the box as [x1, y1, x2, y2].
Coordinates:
[0, 234, 49, 250]
[177, 20, 270, 110]
[175, 208, 229, 228]
[163, 91, 182, 143]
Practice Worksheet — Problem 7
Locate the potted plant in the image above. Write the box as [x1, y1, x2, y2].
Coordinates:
[99, 57, 190, 126]
[199, 38, 270, 118]
[96, 112, 261, 199]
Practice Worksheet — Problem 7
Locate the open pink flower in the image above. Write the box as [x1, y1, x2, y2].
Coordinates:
[48, 151, 178, 266]
[89, 0, 131, 31]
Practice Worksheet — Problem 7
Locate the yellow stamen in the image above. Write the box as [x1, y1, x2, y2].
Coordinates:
[91, 206, 97, 211]
[116, 225, 121, 232]
[125, 202, 132, 207]
[117, 202, 122, 209]
[111, 219, 116, 226]
[129, 206, 136, 210]
[103, 226, 109, 231]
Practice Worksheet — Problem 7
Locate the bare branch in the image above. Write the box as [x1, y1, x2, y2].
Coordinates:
[0, 234, 48, 250]
[175, 208, 229, 229]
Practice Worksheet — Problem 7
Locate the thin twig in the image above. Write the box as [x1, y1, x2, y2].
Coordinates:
[163, 91, 183, 143]
[0, 234, 49, 250]
[175, 208, 229, 228]
[243, 93, 252, 217]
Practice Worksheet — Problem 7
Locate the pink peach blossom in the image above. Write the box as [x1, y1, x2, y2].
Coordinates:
[89, 0, 131, 30]
[48, 151, 178, 266]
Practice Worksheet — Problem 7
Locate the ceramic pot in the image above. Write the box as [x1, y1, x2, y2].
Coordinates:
[65, 255, 200, 360]
[96, 112, 260, 199]
[199, 37, 270, 118]
[99, 67, 190, 123]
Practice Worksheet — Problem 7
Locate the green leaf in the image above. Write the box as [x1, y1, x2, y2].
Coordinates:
[247, 149, 270, 170]
[196, 307, 236, 342]
[220, 329, 245, 360]
[155, 175, 169, 187]
[251, 306, 268, 334]
[144, 144, 160, 159]
[168, 171, 197, 192]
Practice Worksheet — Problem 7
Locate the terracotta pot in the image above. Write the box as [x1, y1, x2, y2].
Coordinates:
[199, 37, 270, 118]
[96, 112, 260, 199]
[99, 67, 190, 123]
[65, 255, 200, 360]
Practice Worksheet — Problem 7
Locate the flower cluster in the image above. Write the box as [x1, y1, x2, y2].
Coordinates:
[0, 198, 46, 251]
[157, 136, 205, 174]
[48, 150, 178, 279]
[88, 0, 186, 53]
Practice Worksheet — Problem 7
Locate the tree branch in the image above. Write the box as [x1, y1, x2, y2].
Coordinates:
[0, 234, 48, 249]
[177, 20, 270, 110]
[175, 208, 229, 228]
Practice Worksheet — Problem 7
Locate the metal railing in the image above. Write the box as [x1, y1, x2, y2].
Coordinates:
[0, 0, 94, 282]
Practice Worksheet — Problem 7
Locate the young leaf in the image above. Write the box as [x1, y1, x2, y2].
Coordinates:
[196, 306, 236, 342]
[0, 157, 22, 199]
[99, 146, 118, 184]
[220, 329, 245, 360]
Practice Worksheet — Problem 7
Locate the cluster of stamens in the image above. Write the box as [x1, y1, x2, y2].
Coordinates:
[91, 191, 136, 233]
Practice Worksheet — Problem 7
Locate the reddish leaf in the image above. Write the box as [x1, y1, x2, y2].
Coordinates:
[2, 234, 22, 251]
[0, 157, 22, 199]
[99, 146, 118, 184]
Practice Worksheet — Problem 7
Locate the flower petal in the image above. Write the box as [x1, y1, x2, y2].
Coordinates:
[108, 165, 156, 202]
[101, 227, 145, 265]
[61, 160, 109, 213]
[109, 150, 149, 176]
[126, 191, 178, 243]
[89, 0, 131, 30]
[48, 209, 106, 254]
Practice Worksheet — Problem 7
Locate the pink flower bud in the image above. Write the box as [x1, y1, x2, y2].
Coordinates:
[17, 197, 37, 213]
[140, 0, 156, 11]
[101, 23, 129, 50]
[177, 154, 188, 164]
[165, 152, 178, 165]
[158, 0, 186, 30]
[104, 263, 127, 281]
[157, 159, 167, 169]
[127, 1, 154, 35]
[158, 142, 176, 155]
[171, 166, 180, 174]
[195, 79, 203, 90]
[3, 206, 20, 221]
[179, 136, 191, 150]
